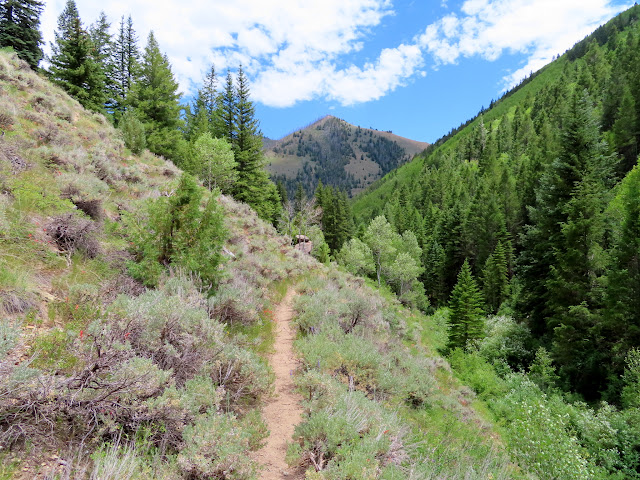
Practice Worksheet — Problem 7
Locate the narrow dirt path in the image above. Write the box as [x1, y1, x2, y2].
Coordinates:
[253, 288, 305, 479]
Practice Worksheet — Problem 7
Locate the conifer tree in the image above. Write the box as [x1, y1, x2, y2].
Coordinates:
[130, 31, 184, 162]
[186, 65, 220, 141]
[48, 0, 105, 112]
[604, 161, 640, 393]
[89, 11, 113, 111]
[0, 0, 44, 68]
[448, 259, 485, 350]
[110, 15, 140, 121]
[218, 70, 236, 144]
[482, 241, 509, 313]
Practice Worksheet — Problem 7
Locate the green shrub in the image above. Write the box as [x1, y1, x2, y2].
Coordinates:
[493, 374, 600, 480]
[448, 348, 507, 398]
[125, 174, 226, 294]
[119, 110, 146, 154]
[291, 390, 408, 475]
[177, 412, 258, 480]
[478, 315, 533, 369]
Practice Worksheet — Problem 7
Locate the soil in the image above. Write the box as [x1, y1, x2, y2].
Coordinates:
[252, 288, 306, 479]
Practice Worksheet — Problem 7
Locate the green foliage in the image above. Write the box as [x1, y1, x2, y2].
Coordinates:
[118, 109, 146, 154]
[48, 0, 105, 112]
[109, 15, 140, 121]
[190, 132, 237, 193]
[448, 260, 485, 350]
[125, 173, 226, 293]
[621, 348, 640, 408]
[482, 241, 510, 313]
[337, 238, 374, 277]
[478, 315, 533, 369]
[0, 0, 44, 69]
[177, 412, 259, 480]
[129, 31, 184, 161]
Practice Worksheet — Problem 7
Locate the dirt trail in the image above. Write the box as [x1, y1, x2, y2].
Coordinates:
[253, 288, 305, 479]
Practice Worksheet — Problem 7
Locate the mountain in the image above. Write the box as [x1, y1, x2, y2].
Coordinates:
[351, 4, 640, 401]
[264, 115, 429, 197]
[0, 49, 520, 479]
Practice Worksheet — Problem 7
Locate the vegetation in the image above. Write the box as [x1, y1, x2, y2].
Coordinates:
[353, 4, 640, 406]
[2, 3, 640, 479]
[267, 115, 428, 198]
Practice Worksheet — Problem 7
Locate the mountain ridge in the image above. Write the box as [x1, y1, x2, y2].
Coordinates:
[264, 115, 429, 197]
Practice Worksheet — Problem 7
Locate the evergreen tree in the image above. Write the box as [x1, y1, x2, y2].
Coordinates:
[448, 259, 485, 350]
[130, 31, 184, 162]
[233, 66, 264, 198]
[0, 0, 44, 69]
[482, 241, 509, 314]
[218, 70, 236, 144]
[110, 15, 140, 121]
[604, 161, 640, 396]
[89, 11, 113, 111]
[186, 65, 220, 141]
[48, 0, 105, 112]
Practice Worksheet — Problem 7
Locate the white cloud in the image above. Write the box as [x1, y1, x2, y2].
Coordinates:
[40, 0, 631, 107]
[417, 0, 632, 89]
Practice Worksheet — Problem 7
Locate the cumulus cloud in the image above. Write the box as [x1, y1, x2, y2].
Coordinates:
[417, 0, 631, 89]
[40, 0, 630, 107]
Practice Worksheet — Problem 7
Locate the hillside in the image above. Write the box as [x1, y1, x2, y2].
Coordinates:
[342, 7, 640, 476]
[0, 50, 531, 479]
[265, 115, 429, 197]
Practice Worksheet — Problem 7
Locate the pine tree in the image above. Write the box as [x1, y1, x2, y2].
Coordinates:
[48, 0, 105, 112]
[604, 162, 640, 396]
[0, 0, 44, 69]
[110, 15, 140, 121]
[218, 70, 236, 144]
[233, 65, 265, 200]
[448, 259, 485, 350]
[130, 31, 184, 162]
[482, 241, 509, 314]
[186, 65, 220, 141]
[89, 11, 113, 111]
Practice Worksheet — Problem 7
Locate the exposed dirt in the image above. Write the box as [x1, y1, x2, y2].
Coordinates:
[252, 288, 306, 479]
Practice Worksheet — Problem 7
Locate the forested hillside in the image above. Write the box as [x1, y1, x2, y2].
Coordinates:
[0, 48, 530, 480]
[266, 115, 428, 198]
[352, 4, 640, 403]
[3, 1, 640, 478]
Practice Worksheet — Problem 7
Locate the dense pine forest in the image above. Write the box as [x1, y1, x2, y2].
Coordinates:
[2, 0, 640, 479]
[352, 2, 640, 404]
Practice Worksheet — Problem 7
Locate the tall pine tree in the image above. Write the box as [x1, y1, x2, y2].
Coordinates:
[448, 259, 485, 350]
[129, 31, 184, 162]
[0, 0, 44, 69]
[48, 0, 105, 112]
[110, 15, 140, 122]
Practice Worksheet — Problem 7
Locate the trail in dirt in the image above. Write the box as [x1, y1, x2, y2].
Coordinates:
[253, 288, 305, 479]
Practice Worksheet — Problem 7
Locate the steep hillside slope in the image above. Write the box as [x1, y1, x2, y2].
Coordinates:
[0, 50, 528, 479]
[265, 115, 429, 197]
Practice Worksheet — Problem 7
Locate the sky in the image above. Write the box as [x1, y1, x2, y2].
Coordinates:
[40, 0, 633, 143]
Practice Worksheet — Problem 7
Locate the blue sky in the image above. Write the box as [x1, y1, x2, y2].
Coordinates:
[41, 0, 633, 143]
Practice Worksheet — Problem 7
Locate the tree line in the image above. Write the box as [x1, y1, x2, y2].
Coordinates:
[0, 0, 281, 223]
[350, 5, 640, 405]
